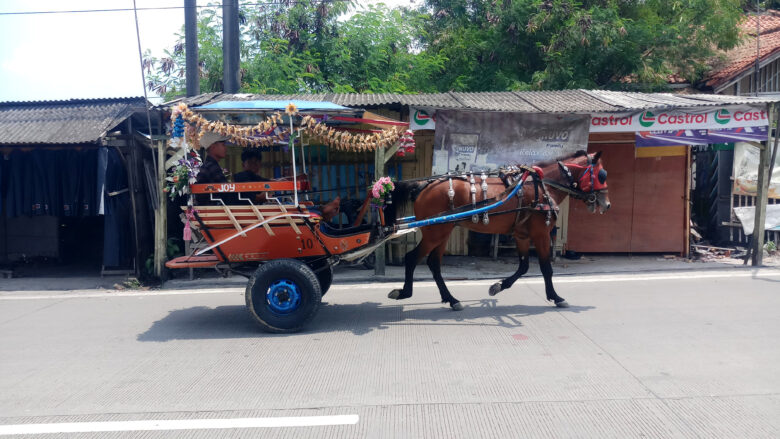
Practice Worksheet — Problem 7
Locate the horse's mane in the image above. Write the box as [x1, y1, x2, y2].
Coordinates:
[531, 150, 589, 169]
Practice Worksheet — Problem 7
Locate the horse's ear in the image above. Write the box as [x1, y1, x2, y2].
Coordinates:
[592, 151, 602, 162]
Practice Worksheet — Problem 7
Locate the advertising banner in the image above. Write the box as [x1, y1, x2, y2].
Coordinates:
[409, 107, 436, 131]
[733, 142, 780, 199]
[432, 110, 590, 174]
[590, 105, 769, 132]
[635, 126, 768, 147]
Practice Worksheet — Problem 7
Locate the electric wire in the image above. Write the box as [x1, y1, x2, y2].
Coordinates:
[0, 1, 354, 16]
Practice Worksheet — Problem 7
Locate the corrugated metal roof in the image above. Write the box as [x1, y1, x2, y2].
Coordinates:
[449, 92, 539, 112]
[167, 90, 778, 114]
[517, 90, 617, 112]
[0, 97, 147, 145]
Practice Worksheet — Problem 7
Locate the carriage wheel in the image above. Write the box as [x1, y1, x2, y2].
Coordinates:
[245, 259, 322, 333]
[315, 264, 333, 296]
[305, 259, 333, 296]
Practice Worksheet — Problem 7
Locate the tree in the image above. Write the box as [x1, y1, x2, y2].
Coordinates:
[145, 2, 444, 97]
[418, 0, 744, 91]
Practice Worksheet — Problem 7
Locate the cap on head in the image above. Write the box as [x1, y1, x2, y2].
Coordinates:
[200, 131, 229, 149]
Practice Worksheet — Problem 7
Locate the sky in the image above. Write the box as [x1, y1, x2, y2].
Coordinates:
[0, 0, 416, 103]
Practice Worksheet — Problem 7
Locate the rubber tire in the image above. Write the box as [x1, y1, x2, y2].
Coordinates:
[245, 259, 322, 333]
[315, 264, 333, 296]
[362, 252, 376, 270]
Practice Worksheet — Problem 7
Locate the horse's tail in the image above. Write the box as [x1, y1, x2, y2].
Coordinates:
[385, 180, 431, 226]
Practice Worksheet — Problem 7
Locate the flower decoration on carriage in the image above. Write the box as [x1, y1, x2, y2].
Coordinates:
[370, 176, 395, 209]
[164, 150, 202, 200]
[285, 102, 298, 116]
[168, 103, 188, 150]
[396, 130, 416, 157]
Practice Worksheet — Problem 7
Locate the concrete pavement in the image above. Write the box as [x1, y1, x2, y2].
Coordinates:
[1, 269, 779, 437]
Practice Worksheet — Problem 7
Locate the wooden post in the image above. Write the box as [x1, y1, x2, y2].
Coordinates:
[752, 103, 776, 266]
[683, 146, 692, 258]
[154, 139, 168, 279]
[374, 143, 386, 275]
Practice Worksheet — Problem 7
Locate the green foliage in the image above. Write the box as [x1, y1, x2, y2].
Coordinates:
[146, 2, 442, 97]
[419, 0, 744, 91]
[143, 238, 182, 279]
[146, 0, 746, 96]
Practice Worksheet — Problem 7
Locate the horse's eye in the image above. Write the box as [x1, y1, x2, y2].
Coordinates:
[598, 169, 607, 184]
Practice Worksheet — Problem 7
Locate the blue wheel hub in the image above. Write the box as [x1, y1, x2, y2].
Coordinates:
[266, 279, 301, 314]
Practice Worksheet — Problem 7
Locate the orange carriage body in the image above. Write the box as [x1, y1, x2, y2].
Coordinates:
[165, 179, 373, 269]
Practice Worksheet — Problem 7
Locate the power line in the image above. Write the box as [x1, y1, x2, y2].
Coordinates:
[0, 1, 352, 16]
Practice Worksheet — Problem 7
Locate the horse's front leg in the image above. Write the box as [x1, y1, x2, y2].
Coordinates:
[531, 223, 568, 308]
[427, 243, 462, 311]
[489, 236, 530, 296]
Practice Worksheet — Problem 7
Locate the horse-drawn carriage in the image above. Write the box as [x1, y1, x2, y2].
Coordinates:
[165, 101, 611, 333]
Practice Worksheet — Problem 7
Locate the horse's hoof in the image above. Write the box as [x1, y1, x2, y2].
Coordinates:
[450, 301, 464, 311]
[388, 289, 411, 300]
[555, 300, 569, 308]
[489, 282, 502, 296]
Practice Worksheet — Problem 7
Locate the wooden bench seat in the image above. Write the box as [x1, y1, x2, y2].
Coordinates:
[182, 204, 317, 235]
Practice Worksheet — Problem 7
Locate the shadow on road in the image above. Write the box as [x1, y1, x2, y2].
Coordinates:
[137, 298, 594, 342]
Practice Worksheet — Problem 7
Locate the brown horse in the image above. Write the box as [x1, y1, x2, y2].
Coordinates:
[384, 150, 611, 311]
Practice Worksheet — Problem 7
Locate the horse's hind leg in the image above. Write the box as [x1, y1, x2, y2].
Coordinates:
[427, 241, 463, 311]
[530, 222, 568, 308]
[489, 237, 530, 296]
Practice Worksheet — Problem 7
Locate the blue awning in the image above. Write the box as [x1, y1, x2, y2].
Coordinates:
[197, 100, 350, 111]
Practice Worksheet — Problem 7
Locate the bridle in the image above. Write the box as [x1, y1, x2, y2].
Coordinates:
[543, 154, 608, 205]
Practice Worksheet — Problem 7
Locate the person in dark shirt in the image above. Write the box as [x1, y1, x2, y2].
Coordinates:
[233, 148, 268, 203]
[194, 133, 339, 220]
[234, 148, 269, 183]
[195, 133, 232, 204]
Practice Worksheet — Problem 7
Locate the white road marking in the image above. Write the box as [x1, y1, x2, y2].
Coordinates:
[0, 288, 244, 301]
[1, 269, 778, 301]
[0, 414, 359, 435]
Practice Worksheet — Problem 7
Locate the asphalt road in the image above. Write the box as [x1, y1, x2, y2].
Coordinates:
[1, 269, 779, 438]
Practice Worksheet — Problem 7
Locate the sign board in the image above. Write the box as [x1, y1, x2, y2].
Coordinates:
[433, 110, 590, 173]
[410, 107, 436, 130]
[591, 105, 769, 132]
[635, 126, 768, 147]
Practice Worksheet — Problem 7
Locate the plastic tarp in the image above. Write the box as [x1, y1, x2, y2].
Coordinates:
[3, 149, 97, 218]
[732, 142, 780, 199]
[432, 110, 590, 173]
[733, 204, 780, 235]
[97, 147, 133, 268]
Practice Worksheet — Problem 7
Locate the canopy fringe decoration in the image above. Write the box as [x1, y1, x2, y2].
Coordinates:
[170, 103, 403, 152]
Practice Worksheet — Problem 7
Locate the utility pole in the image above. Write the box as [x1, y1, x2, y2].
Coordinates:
[222, 0, 240, 93]
[755, 0, 761, 95]
[752, 103, 776, 266]
[185, 0, 199, 97]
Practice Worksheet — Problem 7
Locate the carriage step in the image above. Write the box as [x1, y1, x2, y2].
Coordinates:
[165, 254, 221, 269]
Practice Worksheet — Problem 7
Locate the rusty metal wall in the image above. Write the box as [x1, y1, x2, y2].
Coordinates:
[567, 134, 688, 254]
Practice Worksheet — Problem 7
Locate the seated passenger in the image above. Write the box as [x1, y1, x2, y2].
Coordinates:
[234, 148, 270, 183]
[233, 148, 269, 203]
[195, 133, 236, 204]
[195, 133, 340, 221]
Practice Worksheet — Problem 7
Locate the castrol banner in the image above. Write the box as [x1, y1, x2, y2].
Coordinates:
[589, 105, 768, 132]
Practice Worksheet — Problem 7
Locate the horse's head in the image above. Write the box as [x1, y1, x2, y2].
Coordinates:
[555, 151, 611, 214]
